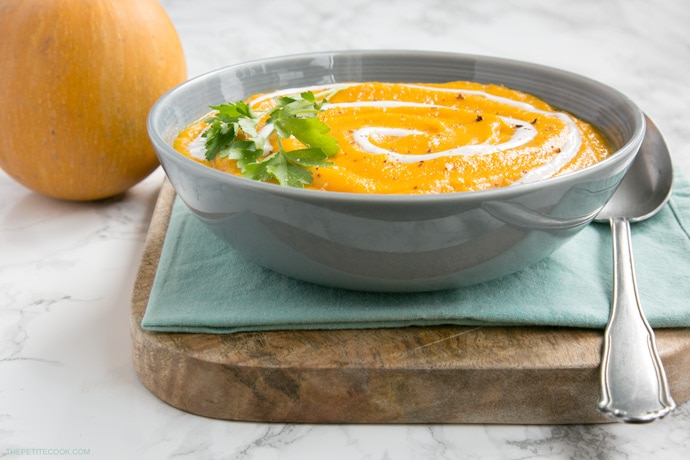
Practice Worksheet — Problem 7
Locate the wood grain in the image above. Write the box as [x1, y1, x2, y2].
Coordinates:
[130, 180, 690, 424]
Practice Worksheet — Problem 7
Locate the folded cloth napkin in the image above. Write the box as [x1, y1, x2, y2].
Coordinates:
[141, 173, 690, 334]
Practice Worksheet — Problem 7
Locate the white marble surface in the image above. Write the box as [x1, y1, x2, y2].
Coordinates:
[2, 0, 690, 458]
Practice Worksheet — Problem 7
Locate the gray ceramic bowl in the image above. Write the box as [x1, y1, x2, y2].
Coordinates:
[148, 50, 645, 292]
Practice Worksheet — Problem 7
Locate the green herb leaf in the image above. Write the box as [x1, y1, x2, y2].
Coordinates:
[202, 120, 236, 160]
[218, 140, 263, 168]
[243, 157, 273, 182]
[282, 148, 332, 166]
[202, 89, 340, 188]
[210, 100, 253, 119]
[277, 117, 340, 157]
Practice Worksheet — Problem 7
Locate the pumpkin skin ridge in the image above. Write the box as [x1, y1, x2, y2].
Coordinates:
[0, 0, 187, 201]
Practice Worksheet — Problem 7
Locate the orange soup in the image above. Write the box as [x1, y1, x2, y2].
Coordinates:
[174, 81, 613, 194]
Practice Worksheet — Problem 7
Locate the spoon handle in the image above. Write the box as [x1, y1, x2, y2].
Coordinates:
[598, 216, 675, 422]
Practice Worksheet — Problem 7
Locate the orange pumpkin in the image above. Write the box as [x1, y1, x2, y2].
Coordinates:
[0, 0, 187, 201]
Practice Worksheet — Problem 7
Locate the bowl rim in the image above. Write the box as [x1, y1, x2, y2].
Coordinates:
[148, 49, 646, 204]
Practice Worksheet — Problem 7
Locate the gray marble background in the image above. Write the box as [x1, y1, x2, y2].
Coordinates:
[1, 0, 689, 458]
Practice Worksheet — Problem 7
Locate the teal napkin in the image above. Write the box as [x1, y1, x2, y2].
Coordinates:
[141, 173, 690, 334]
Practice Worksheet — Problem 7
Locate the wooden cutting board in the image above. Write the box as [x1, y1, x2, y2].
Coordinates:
[130, 180, 690, 424]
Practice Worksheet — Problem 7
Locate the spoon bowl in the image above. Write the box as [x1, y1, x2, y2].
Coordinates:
[596, 116, 674, 222]
[595, 114, 676, 423]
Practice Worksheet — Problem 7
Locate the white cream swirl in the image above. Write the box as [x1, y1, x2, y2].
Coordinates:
[324, 83, 582, 184]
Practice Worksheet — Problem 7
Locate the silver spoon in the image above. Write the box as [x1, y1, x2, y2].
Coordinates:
[595, 114, 676, 423]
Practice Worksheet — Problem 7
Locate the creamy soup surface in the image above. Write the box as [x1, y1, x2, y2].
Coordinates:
[174, 81, 613, 194]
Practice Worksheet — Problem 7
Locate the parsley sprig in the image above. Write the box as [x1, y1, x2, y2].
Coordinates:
[201, 90, 339, 188]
